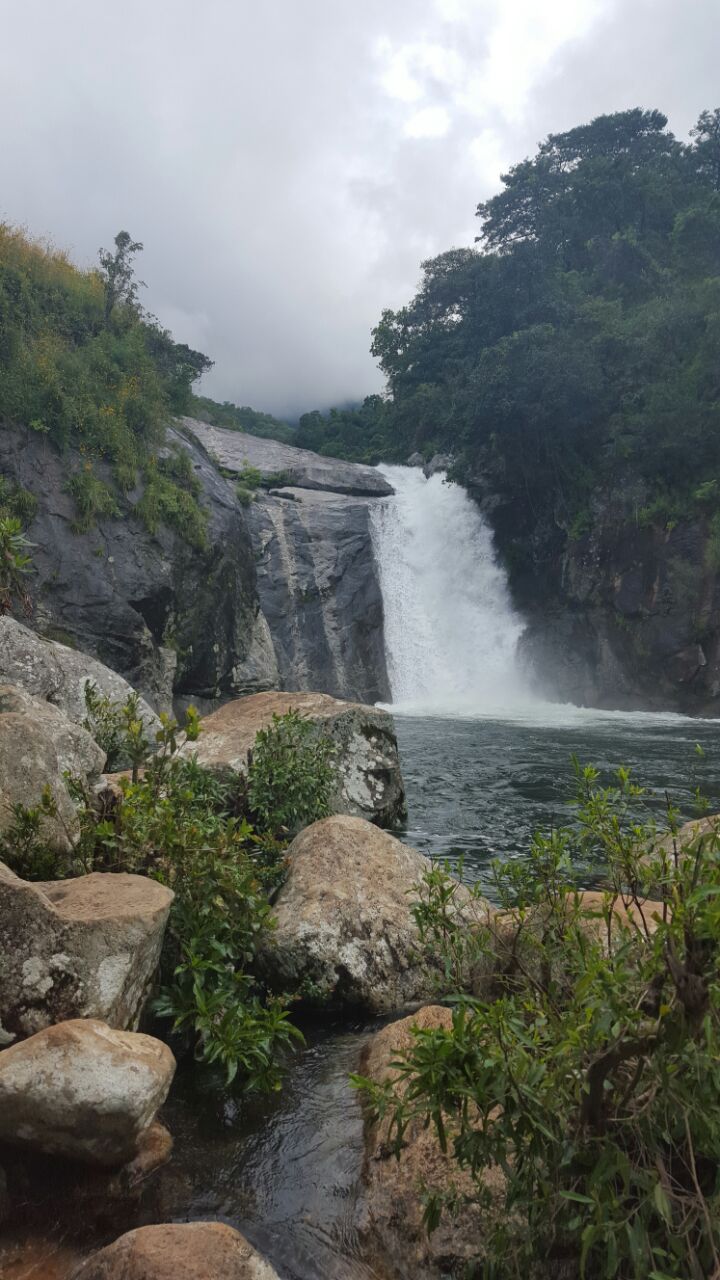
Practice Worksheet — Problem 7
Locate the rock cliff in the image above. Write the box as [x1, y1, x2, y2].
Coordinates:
[0, 423, 275, 711]
[483, 481, 720, 714]
[183, 419, 392, 703]
[1, 420, 392, 709]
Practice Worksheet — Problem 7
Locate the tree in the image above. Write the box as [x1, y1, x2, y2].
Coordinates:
[690, 108, 720, 190]
[98, 230, 145, 324]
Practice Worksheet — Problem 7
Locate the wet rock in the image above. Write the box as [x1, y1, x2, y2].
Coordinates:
[0, 617, 161, 733]
[184, 417, 393, 498]
[246, 488, 390, 704]
[71, 1221, 281, 1279]
[0, 1019, 175, 1167]
[180, 690, 405, 827]
[422, 453, 452, 478]
[357, 1006, 505, 1279]
[0, 685, 105, 854]
[0, 862, 173, 1041]
[259, 815, 492, 1011]
[406, 452, 424, 467]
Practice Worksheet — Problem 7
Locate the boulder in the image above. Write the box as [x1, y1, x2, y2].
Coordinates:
[180, 690, 406, 827]
[71, 1222, 281, 1280]
[258, 815, 493, 1011]
[357, 1007, 505, 1280]
[184, 417, 393, 498]
[406, 452, 424, 467]
[0, 684, 105, 854]
[422, 453, 452, 478]
[0, 1019, 175, 1167]
[0, 617, 161, 733]
[0, 862, 173, 1041]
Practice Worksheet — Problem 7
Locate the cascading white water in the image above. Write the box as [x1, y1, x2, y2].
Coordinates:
[370, 465, 531, 716]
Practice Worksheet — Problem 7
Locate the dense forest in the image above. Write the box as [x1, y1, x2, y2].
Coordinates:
[300, 108, 720, 545]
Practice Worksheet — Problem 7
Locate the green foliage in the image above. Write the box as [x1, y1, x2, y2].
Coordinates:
[135, 451, 208, 549]
[293, 107, 720, 573]
[0, 786, 66, 880]
[66, 465, 120, 533]
[354, 764, 720, 1278]
[247, 709, 338, 837]
[0, 514, 34, 614]
[68, 695, 301, 1089]
[189, 394, 295, 443]
[0, 224, 211, 544]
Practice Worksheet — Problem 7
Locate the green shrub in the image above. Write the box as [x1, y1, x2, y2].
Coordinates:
[134, 454, 207, 549]
[66, 466, 120, 533]
[235, 483, 255, 507]
[354, 763, 720, 1279]
[0, 786, 67, 880]
[247, 709, 338, 836]
[0, 515, 34, 614]
[76, 696, 298, 1088]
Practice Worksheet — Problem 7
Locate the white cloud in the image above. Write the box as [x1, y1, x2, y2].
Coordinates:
[0, 0, 714, 415]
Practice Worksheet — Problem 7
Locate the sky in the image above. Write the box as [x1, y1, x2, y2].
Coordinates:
[1, 0, 718, 418]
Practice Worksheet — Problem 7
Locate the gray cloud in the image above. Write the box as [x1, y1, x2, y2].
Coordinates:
[1, 0, 717, 416]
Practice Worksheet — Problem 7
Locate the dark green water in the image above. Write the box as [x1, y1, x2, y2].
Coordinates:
[395, 707, 720, 896]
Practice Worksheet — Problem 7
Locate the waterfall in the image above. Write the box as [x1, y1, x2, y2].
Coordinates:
[369, 465, 530, 716]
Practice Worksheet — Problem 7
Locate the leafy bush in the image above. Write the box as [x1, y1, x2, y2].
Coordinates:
[355, 764, 720, 1279]
[0, 786, 66, 880]
[66, 465, 120, 533]
[0, 224, 211, 544]
[0, 514, 33, 614]
[75, 696, 300, 1089]
[247, 709, 338, 836]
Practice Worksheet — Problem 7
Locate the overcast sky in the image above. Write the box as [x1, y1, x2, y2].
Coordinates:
[1, 0, 717, 417]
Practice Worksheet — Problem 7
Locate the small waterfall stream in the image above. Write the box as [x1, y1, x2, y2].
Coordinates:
[370, 465, 530, 715]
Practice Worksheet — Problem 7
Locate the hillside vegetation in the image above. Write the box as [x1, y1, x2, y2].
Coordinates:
[302, 108, 720, 547]
[0, 227, 292, 548]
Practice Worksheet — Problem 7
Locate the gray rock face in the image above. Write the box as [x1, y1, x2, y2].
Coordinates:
[0, 862, 173, 1041]
[259, 815, 490, 1011]
[423, 452, 453, 478]
[182, 419, 392, 703]
[0, 617, 161, 733]
[247, 489, 390, 703]
[0, 1019, 175, 1166]
[183, 417, 393, 497]
[511, 501, 720, 714]
[0, 684, 105, 853]
[180, 690, 406, 827]
[0, 424, 276, 711]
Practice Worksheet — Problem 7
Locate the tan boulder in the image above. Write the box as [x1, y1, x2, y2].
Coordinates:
[0, 862, 173, 1041]
[258, 814, 494, 1012]
[357, 1006, 505, 1280]
[71, 1222, 281, 1279]
[0, 1019, 175, 1166]
[179, 690, 406, 827]
[0, 617, 161, 736]
[0, 684, 105, 854]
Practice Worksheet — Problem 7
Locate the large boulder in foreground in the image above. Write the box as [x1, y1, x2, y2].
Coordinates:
[0, 1019, 175, 1167]
[72, 1222, 280, 1280]
[259, 815, 492, 1012]
[0, 617, 161, 733]
[0, 862, 173, 1042]
[357, 1007, 504, 1280]
[180, 690, 406, 827]
[0, 683, 105, 853]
